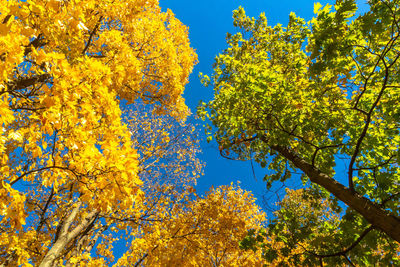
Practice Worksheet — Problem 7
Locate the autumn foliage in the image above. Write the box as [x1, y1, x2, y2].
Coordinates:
[0, 0, 270, 265]
[0, 0, 199, 265]
[121, 184, 266, 266]
[9, 0, 400, 265]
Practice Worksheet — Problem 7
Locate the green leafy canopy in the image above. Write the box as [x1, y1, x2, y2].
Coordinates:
[200, 0, 400, 264]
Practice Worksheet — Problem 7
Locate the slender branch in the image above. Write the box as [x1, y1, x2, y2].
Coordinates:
[134, 252, 150, 267]
[380, 0, 400, 34]
[10, 165, 80, 186]
[24, 34, 47, 57]
[82, 16, 103, 55]
[343, 255, 356, 267]
[319, 257, 323, 267]
[2, 14, 11, 24]
[312, 144, 344, 167]
[348, 32, 400, 193]
[314, 225, 375, 258]
[7, 74, 51, 92]
[353, 155, 394, 171]
[10, 106, 45, 112]
[36, 186, 55, 233]
[273, 114, 317, 148]
[380, 192, 400, 207]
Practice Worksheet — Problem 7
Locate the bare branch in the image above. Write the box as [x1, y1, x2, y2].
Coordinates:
[36, 186, 55, 233]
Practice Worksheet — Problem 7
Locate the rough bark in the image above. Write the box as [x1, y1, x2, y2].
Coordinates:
[270, 144, 400, 243]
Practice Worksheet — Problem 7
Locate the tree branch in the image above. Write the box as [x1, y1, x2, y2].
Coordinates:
[36, 186, 55, 233]
[310, 225, 375, 258]
[7, 74, 51, 92]
[24, 34, 47, 57]
[82, 16, 103, 55]
[261, 138, 400, 243]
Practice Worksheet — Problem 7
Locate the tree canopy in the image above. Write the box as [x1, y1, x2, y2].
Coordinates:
[242, 188, 400, 265]
[200, 0, 400, 264]
[124, 183, 266, 266]
[0, 0, 271, 265]
[4, 0, 400, 265]
[0, 0, 200, 265]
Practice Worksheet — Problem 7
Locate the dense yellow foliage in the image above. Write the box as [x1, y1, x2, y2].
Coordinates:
[119, 184, 266, 266]
[0, 0, 198, 265]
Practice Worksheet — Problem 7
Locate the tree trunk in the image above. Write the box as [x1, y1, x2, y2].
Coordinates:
[270, 144, 400, 243]
[39, 202, 98, 267]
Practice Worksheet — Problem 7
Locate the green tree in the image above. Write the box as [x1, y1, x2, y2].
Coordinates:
[242, 189, 400, 265]
[200, 0, 400, 261]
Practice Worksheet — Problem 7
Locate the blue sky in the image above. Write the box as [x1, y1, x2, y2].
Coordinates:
[159, 0, 369, 210]
[111, 0, 370, 261]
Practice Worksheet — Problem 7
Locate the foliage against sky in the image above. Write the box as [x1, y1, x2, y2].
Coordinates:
[201, 0, 400, 264]
[2, 0, 400, 265]
[0, 0, 203, 265]
[120, 183, 266, 266]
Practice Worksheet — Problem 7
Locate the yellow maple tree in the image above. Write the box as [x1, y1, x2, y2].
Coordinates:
[0, 0, 196, 265]
[118, 183, 266, 266]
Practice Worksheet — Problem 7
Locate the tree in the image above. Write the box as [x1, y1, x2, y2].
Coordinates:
[242, 189, 400, 265]
[120, 183, 266, 266]
[36, 102, 204, 266]
[200, 0, 400, 258]
[0, 0, 197, 265]
[124, 101, 203, 194]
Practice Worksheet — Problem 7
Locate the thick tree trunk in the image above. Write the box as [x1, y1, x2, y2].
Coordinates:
[39, 202, 98, 267]
[64, 225, 106, 267]
[271, 145, 400, 243]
